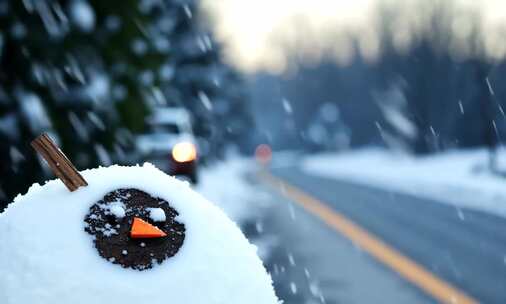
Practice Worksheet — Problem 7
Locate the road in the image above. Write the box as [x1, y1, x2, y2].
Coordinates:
[248, 166, 506, 304]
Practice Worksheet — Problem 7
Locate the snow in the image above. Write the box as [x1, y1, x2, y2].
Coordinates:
[195, 157, 272, 223]
[153, 37, 171, 53]
[290, 282, 297, 294]
[183, 4, 192, 19]
[302, 148, 506, 218]
[0, 163, 279, 304]
[94, 144, 112, 166]
[486, 77, 495, 95]
[139, 70, 154, 86]
[378, 102, 417, 139]
[69, 111, 89, 141]
[159, 64, 175, 81]
[86, 74, 110, 102]
[131, 38, 148, 56]
[109, 201, 126, 219]
[87, 112, 105, 131]
[458, 100, 465, 114]
[148, 208, 166, 222]
[282, 98, 292, 114]
[19, 92, 52, 133]
[198, 91, 213, 110]
[70, 0, 96, 32]
[35, 1, 65, 37]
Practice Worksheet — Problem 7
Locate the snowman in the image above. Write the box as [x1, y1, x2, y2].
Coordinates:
[0, 134, 279, 304]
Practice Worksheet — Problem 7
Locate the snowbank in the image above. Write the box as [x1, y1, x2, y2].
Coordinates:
[302, 148, 506, 218]
[195, 157, 271, 223]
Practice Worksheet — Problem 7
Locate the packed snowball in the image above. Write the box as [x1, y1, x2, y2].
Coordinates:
[0, 163, 279, 304]
[148, 207, 167, 222]
[108, 201, 126, 219]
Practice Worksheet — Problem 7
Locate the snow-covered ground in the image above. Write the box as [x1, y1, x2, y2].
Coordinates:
[195, 157, 277, 260]
[302, 148, 506, 218]
[195, 156, 271, 224]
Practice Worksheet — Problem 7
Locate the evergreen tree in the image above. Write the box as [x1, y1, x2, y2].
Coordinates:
[0, 0, 251, 210]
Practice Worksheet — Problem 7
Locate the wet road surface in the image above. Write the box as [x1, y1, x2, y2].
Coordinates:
[246, 166, 506, 303]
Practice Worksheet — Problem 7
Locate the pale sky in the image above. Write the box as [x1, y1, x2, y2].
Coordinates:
[200, 0, 506, 74]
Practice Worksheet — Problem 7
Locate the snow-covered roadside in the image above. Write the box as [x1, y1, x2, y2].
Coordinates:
[194, 157, 277, 261]
[302, 148, 506, 218]
[194, 156, 271, 224]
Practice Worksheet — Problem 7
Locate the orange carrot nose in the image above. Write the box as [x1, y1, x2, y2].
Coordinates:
[130, 217, 167, 239]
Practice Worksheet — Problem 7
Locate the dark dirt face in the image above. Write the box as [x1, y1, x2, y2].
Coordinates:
[84, 188, 185, 271]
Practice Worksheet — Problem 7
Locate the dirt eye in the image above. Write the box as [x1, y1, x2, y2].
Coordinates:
[105, 214, 117, 225]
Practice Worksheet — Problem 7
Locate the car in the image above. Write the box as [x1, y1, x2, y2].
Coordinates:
[136, 107, 198, 183]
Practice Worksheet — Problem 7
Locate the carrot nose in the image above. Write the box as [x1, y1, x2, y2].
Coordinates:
[130, 217, 167, 239]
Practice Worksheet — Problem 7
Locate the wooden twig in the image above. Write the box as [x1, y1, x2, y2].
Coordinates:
[31, 133, 88, 192]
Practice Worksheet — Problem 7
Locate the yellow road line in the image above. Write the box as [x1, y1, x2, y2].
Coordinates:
[259, 171, 478, 304]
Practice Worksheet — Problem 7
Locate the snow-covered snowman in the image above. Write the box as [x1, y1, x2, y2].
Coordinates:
[0, 134, 279, 304]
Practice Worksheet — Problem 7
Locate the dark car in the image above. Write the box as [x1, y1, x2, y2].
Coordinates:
[136, 108, 198, 183]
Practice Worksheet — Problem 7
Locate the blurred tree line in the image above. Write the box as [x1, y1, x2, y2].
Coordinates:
[0, 0, 252, 210]
[249, 5, 506, 169]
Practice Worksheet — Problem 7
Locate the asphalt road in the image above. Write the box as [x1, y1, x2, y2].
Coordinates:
[245, 174, 433, 304]
[260, 166, 506, 304]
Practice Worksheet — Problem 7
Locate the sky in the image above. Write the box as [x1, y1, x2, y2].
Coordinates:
[200, 0, 506, 74]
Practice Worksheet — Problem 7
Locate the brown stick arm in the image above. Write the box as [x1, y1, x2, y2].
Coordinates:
[31, 133, 88, 192]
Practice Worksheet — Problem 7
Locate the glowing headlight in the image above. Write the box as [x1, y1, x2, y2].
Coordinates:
[172, 142, 197, 163]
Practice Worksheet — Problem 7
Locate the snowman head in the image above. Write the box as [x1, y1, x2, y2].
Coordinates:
[84, 188, 185, 271]
[0, 134, 280, 304]
[32, 134, 187, 271]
